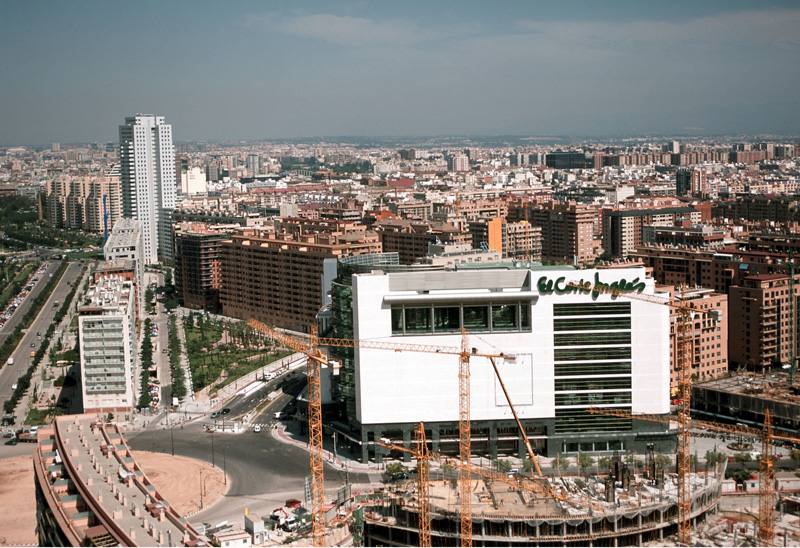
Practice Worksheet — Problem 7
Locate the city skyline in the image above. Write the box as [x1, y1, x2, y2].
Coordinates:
[2, 0, 800, 145]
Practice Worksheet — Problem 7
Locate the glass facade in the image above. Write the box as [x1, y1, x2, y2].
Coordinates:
[390, 302, 532, 335]
[552, 301, 632, 435]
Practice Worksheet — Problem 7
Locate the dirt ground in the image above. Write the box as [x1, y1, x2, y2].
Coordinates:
[0, 451, 226, 546]
[132, 450, 228, 516]
[0, 454, 36, 546]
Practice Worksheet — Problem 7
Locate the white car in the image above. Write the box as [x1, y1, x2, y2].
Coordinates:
[253, 425, 262, 433]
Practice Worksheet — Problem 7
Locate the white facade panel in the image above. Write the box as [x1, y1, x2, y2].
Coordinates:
[352, 267, 669, 426]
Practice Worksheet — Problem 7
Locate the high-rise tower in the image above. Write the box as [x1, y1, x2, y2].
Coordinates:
[118, 114, 176, 263]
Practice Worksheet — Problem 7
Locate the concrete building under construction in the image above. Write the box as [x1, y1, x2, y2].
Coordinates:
[360, 464, 724, 546]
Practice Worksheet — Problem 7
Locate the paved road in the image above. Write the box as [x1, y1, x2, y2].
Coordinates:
[222, 369, 305, 421]
[0, 262, 83, 414]
[127, 419, 369, 526]
[0, 261, 59, 346]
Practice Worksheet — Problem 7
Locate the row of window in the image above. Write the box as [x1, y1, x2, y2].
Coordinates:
[553, 302, 631, 317]
[554, 392, 632, 406]
[390, 302, 531, 335]
[554, 408, 632, 434]
[554, 377, 632, 391]
[554, 361, 632, 376]
[554, 317, 631, 331]
[554, 347, 632, 362]
[562, 440, 625, 453]
[554, 332, 631, 347]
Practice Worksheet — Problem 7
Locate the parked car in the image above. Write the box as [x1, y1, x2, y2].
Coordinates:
[221, 408, 231, 415]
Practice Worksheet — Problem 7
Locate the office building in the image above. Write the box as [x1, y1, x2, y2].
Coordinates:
[118, 114, 177, 263]
[545, 151, 593, 169]
[334, 265, 672, 461]
[173, 222, 228, 312]
[220, 229, 382, 332]
[729, 273, 800, 371]
[676, 168, 691, 196]
[78, 277, 136, 412]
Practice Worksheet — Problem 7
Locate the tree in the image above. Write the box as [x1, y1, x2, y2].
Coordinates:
[791, 448, 800, 466]
[577, 452, 594, 477]
[597, 456, 612, 471]
[494, 459, 511, 473]
[654, 453, 672, 468]
[705, 450, 726, 469]
[551, 453, 570, 474]
[733, 452, 752, 464]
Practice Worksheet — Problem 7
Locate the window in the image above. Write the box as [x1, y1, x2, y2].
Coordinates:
[555, 378, 632, 391]
[391, 308, 404, 335]
[554, 317, 631, 331]
[554, 361, 631, 376]
[434, 307, 460, 333]
[555, 392, 632, 406]
[555, 347, 632, 362]
[520, 305, 531, 329]
[491, 304, 518, 331]
[554, 332, 631, 346]
[404, 307, 431, 333]
[462, 305, 489, 330]
[553, 302, 631, 316]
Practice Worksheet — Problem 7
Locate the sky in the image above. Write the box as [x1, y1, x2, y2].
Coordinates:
[1, 0, 799, 145]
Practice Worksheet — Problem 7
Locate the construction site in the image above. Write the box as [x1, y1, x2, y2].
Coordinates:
[241, 265, 800, 548]
[359, 463, 724, 547]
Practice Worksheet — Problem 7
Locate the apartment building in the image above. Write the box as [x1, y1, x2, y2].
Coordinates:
[631, 246, 788, 294]
[641, 224, 726, 248]
[40, 175, 122, 233]
[729, 273, 800, 371]
[602, 207, 700, 258]
[668, 287, 728, 392]
[468, 217, 543, 261]
[526, 202, 596, 265]
[220, 229, 382, 332]
[173, 222, 229, 312]
[78, 277, 136, 412]
[713, 195, 800, 224]
[377, 220, 471, 264]
[103, 218, 143, 315]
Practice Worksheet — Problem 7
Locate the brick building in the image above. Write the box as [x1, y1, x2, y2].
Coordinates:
[728, 273, 800, 371]
[220, 229, 382, 332]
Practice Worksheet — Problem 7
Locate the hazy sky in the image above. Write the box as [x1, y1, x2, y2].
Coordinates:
[2, 0, 799, 144]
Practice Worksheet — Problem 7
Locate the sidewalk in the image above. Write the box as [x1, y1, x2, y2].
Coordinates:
[205, 352, 304, 411]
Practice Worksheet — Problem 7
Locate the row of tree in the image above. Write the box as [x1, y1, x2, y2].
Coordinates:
[168, 314, 187, 401]
[3, 263, 84, 415]
[137, 318, 154, 409]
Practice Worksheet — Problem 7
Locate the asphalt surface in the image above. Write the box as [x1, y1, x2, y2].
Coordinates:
[127, 414, 369, 525]
[221, 369, 305, 421]
[0, 261, 83, 412]
[0, 260, 60, 346]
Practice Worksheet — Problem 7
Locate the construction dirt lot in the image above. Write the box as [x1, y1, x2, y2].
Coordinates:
[0, 450, 226, 546]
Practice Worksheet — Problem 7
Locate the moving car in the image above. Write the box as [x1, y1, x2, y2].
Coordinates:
[253, 425, 262, 433]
